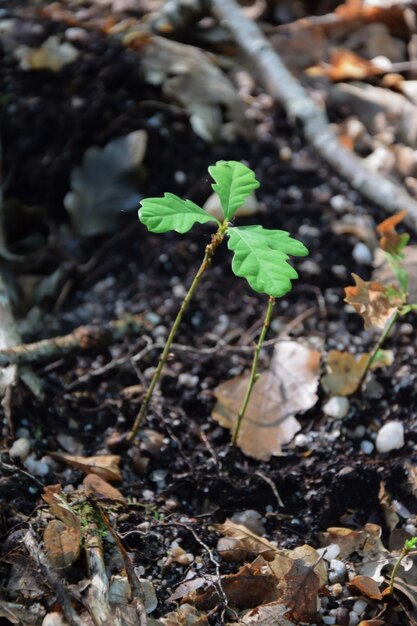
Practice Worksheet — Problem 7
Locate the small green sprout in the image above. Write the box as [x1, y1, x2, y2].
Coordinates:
[389, 536, 417, 594]
[126, 161, 308, 442]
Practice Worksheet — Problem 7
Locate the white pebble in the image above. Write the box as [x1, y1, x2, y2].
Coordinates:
[352, 242, 372, 265]
[329, 559, 347, 583]
[9, 437, 31, 461]
[405, 523, 416, 535]
[361, 440, 374, 454]
[330, 194, 349, 212]
[178, 373, 199, 388]
[353, 599, 368, 614]
[353, 425, 366, 438]
[322, 617, 336, 625]
[317, 543, 340, 561]
[24, 455, 50, 477]
[231, 510, 264, 535]
[349, 611, 360, 626]
[323, 396, 350, 419]
[294, 433, 309, 448]
[392, 500, 411, 518]
[173, 283, 186, 299]
[376, 421, 404, 453]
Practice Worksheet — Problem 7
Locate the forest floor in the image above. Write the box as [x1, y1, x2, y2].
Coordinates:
[1, 1, 417, 625]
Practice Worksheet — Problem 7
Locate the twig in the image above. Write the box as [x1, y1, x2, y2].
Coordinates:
[23, 529, 85, 626]
[0, 316, 152, 367]
[210, 0, 417, 228]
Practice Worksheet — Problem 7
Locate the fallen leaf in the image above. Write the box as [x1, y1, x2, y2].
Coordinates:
[42, 484, 82, 529]
[214, 520, 276, 562]
[308, 49, 380, 81]
[319, 527, 367, 559]
[64, 130, 147, 236]
[344, 273, 400, 330]
[212, 341, 320, 461]
[14, 35, 79, 71]
[161, 604, 209, 626]
[239, 602, 296, 625]
[268, 545, 325, 623]
[376, 210, 409, 256]
[128, 36, 249, 142]
[347, 575, 383, 600]
[44, 519, 81, 570]
[182, 562, 277, 610]
[50, 453, 122, 481]
[83, 474, 126, 504]
[378, 481, 399, 532]
[321, 350, 369, 396]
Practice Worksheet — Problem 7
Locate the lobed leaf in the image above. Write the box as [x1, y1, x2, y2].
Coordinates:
[208, 161, 260, 221]
[227, 225, 308, 297]
[139, 193, 219, 234]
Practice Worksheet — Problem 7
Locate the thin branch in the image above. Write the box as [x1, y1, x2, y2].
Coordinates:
[210, 0, 417, 229]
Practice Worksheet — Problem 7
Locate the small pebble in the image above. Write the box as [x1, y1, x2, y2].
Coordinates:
[173, 283, 186, 298]
[178, 373, 199, 389]
[361, 440, 374, 454]
[294, 433, 309, 448]
[145, 312, 161, 326]
[24, 455, 50, 477]
[352, 242, 373, 265]
[323, 396, 350, 419]
[153, 325, 167, 338]
[330, 194, 349, 212]
[376, 421, 404, 453]
[329, 559, 347, 583]
[353, 599, 367, 615]
[9, 437, 31, 461]
[174, 171, 187, 184]
[231, 510, 264, 535]
[317, 543, 340, 561]
[322, 617, 336, 625]
[353, 425, 366, 438]
[348, 611, 360, 626]
[331, 583, 343, 597]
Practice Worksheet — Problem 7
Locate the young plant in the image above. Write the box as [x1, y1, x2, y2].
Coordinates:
[344, 211, 417, 393]
[389, 536, 417, 594]
[126, 160, 308, 442]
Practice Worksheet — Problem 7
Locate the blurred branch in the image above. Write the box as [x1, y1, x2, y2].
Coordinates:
[210, 0, 417, 229]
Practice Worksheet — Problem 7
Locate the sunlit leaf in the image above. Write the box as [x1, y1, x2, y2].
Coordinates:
[227, 225, 308, 297]
[208, 160, 260, 221]
[344, 273, 402, 330]
[139, 193, 219, 234]
[321, 350, 369, 396]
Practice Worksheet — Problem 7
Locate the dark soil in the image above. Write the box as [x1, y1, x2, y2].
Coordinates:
[1, 4, 417, 625]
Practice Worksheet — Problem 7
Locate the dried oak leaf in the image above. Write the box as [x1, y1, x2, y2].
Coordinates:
[376, 210, 409, 256]
[344, 273, 400, 330]
[308, 49, 380, 81]
[239, 602, 296, 625]
[50, 453, 122, 481]
[347, 575, 383, 600]
[183, 562, 277, 611]
[44, 519, 81, 570]
[42, 484, 81, 528]
[268, 545, 326, 623]
[83, 474, 126, 504]
[321, 350, 369, 396]
[214, 520, 276, 562]
[212, 341, 320, 461]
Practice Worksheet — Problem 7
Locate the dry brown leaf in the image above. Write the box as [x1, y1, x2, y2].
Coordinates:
[42, 484, 82, 529]
[214, 520, 276, 562]
[308, 49, 380, 81]
[378, 481, 399, 532]
[44, 519, 81, 570]
[14, 36, 79, 72]
[183, 562, 277, 611]
[160, 604, 209, 626]
[319, 527, 368, 559]
[376, 210, 408, 255]
[345, 273, 399, 330]
[347, 575, 383, 600]
[267, 545, 325, 623]
[321, 350, 369, 396]
[83, 474, 126, 504]
[239, 602, 296, 625]
[212, 341, 320, 461]
[51, 453, 122, 481]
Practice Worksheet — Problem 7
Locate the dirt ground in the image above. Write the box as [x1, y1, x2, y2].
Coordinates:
[1, 1, 417, 625]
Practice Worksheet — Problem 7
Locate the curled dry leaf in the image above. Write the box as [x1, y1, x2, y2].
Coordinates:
[344, 273, 400, 330]
[212, 341, 320, 461]
[44, 519, 81, 570]
[50, 453, 122, 481]
[239, 601, 296, 625]
[42, 484, 81, 528]
[321, 350, 369, 397]
[83, 474, 126, 504]
[347, 575, 383, 600]
[214, 520, 276, 562]
[64, 130, 147, 236]
[376, 210, 409, 256]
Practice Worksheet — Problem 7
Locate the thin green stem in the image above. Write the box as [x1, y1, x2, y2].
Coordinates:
[355, 309, 399, 393]
[126, 223, 227, 442]
[390, 547, 407, 594]
[232, 295, 275, 446]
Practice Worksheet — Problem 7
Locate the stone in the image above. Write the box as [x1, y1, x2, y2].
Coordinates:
[9, 437, 31, 461]
[323, 396, 350, 419]
[376, 421, 404, 453]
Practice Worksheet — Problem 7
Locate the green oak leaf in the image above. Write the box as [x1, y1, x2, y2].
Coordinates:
[227, 225, 308, 297]
[208, 160, 260, 221]
[139, 193, 219, 234]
